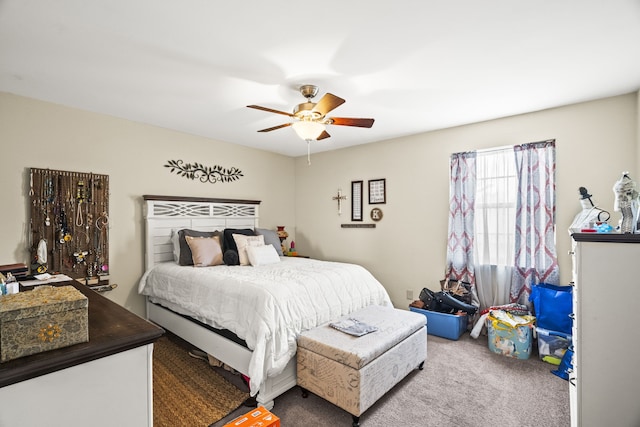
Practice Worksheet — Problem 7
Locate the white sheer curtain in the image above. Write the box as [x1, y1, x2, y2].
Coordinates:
[473, 147, 516, 310]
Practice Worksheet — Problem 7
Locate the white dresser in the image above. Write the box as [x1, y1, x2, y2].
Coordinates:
[570, 233, 640, 427]
[0, 282, 164, 427]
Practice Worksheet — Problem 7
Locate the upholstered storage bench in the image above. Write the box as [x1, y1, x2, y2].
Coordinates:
[296, 305, 427, 427]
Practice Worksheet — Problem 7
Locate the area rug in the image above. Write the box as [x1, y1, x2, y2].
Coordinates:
[153, 336, 249, 427]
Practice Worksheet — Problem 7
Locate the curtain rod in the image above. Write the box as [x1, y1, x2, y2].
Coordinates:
[469, 139, 556, 155]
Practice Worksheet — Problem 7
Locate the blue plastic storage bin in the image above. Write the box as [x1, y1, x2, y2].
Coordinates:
[536, 326, 572, 365]
[409, 306, 467, 340]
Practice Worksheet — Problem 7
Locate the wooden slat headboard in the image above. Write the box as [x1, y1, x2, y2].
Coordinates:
[142, 195, 261, 270]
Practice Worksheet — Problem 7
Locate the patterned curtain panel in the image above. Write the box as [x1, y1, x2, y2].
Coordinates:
[511, 140, 560, 305]
[445, 151, 477, 285]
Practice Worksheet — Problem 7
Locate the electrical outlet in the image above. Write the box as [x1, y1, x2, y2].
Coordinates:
[406, 290, 414, 300]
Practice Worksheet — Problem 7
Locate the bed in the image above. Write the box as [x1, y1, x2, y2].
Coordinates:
[138, 195, 392, 409]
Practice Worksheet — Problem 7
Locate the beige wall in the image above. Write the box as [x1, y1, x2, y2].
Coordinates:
[294, 92, 638, 308]
[0, 92, 296, 316]
[637, 93, 640, 172]
[1, 91, 638, 316]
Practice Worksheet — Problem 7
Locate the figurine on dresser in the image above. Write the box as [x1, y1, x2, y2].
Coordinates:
[568, 187, 611, 234]
[612, 172, 640, 234]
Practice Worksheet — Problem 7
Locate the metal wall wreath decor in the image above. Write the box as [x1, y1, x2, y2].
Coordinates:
[164, 160, 244, 183]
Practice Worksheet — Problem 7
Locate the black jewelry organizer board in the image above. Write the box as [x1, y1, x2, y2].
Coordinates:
[29, 168, 110, 284]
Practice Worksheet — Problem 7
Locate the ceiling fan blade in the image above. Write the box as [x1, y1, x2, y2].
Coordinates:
[328, 117, 375, 128]
[247, 105, 294, 117]
[312, 93, 345, 116]
[316, 130, 331, 141]
[257, 123, 292, 132]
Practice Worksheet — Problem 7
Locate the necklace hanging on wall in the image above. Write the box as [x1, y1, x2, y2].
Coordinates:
[29, 168, 110, 286]
[44, 174, 54, 227]
[164, 159, 244, 183]
[75, 180, 86, 227]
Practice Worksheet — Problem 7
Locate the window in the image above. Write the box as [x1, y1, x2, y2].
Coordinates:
[446, 140, 558, 308]
[474, 147, 516, 267]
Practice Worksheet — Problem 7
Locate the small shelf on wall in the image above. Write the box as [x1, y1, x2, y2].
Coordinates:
[341, 224, 376, 228]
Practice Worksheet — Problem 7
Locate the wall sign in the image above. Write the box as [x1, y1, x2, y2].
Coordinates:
[351, 180, 363, 221]
[165, 160, 243, 183]
[341, 224, 376, 228]
[368, 178, 386, 204]
[371, 207, 383, 221]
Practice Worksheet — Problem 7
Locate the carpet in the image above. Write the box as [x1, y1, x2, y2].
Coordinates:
[153, 336, 250, 427]
[213, 331, 570, 426]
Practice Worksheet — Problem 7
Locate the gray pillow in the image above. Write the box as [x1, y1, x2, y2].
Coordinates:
[255, 228, 284, 256]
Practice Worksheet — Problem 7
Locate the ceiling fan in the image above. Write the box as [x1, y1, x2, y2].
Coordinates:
[247, 84, 374, 142]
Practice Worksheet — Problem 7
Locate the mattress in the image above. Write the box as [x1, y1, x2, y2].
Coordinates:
[138, 256, 392, 394]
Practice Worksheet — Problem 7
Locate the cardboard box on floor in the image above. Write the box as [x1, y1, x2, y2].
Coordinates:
[223, 406, 280, 427]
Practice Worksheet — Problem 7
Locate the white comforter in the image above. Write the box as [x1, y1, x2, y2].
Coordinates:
[138, 257, 391, 395]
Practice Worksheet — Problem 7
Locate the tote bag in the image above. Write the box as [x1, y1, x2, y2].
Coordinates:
[529, 283, 573, 334]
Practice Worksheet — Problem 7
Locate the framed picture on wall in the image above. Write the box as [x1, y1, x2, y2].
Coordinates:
[351, 180, 363, 221]
[368, 178, 386, 204]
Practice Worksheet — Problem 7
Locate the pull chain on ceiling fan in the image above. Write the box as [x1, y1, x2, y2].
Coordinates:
[247, 85, 375, 164]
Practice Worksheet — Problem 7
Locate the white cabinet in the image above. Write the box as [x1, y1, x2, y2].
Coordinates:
[0, 344, 154, 426]
[571, 234, 640, 427]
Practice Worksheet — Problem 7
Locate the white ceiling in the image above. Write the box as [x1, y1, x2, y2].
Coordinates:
[1, 1, 639, 157]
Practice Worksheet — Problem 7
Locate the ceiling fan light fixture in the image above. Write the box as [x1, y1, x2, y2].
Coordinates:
[247, 85, 374, 150]
[292, 120, 325, 141]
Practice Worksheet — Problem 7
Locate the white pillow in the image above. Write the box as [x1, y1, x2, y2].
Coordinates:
[246, 244, 281, 266]
[232, 234, 265, 266]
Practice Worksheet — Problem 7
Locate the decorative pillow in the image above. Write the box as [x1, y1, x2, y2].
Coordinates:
[171, 229, 181, 263]
[223, 228, 255, 252]
[185, 235, 223, 267]
[246, 244, 281, 266]
[223, 249, 239, 266]
[178, 229, 221, 266]
[232, 234, 265, 266]
[255, 228, 284, 256]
